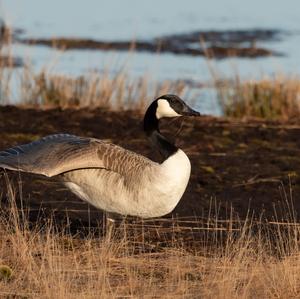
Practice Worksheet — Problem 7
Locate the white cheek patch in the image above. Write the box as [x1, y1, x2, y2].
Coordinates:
[156, 99, 181, 119]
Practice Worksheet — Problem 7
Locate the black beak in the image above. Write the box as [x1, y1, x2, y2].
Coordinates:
[181, 104, 201, 116]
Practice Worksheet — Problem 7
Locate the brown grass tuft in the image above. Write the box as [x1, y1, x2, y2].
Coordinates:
[18, 67, 187, 110]
[216, 75, 300, 120]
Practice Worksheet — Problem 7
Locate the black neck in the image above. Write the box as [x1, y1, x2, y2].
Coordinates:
[143, 101, 178, 160]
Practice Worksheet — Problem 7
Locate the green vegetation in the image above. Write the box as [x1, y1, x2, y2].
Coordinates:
[0, 265, 13, 281]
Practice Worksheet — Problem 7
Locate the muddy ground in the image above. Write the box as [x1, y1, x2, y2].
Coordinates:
[1, 106, 300, 234]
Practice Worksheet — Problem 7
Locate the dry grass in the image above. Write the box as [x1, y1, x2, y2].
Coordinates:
[18, 67, 187, 110]
[1, 179, 300, 298]
[15, 66, 300, 119]
[215, 75, 300, 120]
[0, 26, 15, 103]
[6, 62, 189, 110]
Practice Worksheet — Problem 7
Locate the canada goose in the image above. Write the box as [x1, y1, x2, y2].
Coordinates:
[0, 94, 200, 220]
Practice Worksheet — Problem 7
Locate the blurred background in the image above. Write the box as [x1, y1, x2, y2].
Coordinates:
[0, 0, 300, 117]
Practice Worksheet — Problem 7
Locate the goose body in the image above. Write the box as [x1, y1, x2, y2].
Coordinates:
[63, 149, 190, 217]
[0, 95, 199, 218]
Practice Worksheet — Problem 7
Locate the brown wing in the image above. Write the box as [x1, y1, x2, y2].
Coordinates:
[0, 134, 154, 177]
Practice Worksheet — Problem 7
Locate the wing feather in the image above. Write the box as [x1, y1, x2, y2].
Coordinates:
[0, 134, 153, 177]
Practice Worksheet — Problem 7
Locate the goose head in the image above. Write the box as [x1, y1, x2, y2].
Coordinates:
[143, 94, 200, 158]
[144, 94, 200, 136]
[155, 94, 200, 119]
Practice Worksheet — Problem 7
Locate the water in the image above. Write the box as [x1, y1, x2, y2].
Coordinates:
[1, 0, 300, 115]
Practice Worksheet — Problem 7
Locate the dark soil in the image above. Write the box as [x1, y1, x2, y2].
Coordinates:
[1, 106, 300, 234]
[19, 29, 283, 58]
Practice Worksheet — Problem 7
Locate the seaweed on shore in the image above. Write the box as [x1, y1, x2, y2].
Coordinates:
[19, 29, 284, 59]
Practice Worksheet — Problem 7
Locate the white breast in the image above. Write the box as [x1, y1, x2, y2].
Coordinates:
[154, 149, 191, 214]
[160, 149, 191, 183]
[137, 149, 191, 218]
